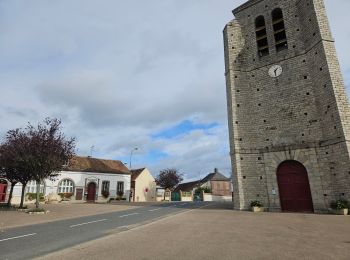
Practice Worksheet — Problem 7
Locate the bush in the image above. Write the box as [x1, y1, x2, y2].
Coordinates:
[194, 187, 211, 194]
[250, 200, 263, 208]
[58, 193, 73, 199]
[117, 191, 124, 198]
[102, 190, 110, 198]
[330, 199, 349, 210]
[26, 193, 44, 201]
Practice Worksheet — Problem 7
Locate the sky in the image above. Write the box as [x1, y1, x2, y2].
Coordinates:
[0, 0, 349, 182]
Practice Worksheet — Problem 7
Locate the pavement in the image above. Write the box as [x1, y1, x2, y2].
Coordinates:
[38, 203, 350, 260]
[0, 202, 138, 229]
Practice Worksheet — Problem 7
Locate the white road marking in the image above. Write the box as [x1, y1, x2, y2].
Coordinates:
[0, 233, 37, 242]
[70, 219, 107, 228]
[148, 208, 162, 212]
[119, 212, 139, 218]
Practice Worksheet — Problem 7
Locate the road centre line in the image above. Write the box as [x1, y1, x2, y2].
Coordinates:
[70, 219, 107, 228]
[119, 212, 139, 218]
[0, 233, 37, 243]
[148, 208, 162, 212]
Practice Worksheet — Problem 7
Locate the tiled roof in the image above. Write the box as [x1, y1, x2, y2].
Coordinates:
[201, 169, 230, 182]
[174, 180, 201, 192]
[174, 169, 230, 192]
[65, 156, 130, 175]
[131, 168, 146, 181]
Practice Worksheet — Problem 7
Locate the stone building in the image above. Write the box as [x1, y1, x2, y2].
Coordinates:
[223, 0, 350, 212]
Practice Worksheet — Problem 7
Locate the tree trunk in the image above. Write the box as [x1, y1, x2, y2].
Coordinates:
[19, 182, 27, 209]
[6, 182, 16, 207]
[35, 180, 40, 209]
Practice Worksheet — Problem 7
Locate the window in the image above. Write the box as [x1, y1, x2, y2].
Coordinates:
[26, 180, 45, 194]
[255, 16, 269, 57]
[102, 181, 110, 193]
[272, 8, 288, 52]
[58, 179, 74, 193]
[117, 182, 124, 194]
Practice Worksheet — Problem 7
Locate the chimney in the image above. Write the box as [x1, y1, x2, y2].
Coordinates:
[214, 168, 218, 173]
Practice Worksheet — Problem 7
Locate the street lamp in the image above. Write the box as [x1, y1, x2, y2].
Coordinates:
[129, 147, 138, 169]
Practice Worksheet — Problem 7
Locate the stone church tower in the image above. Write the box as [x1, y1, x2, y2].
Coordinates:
[224, 0, 350, 212]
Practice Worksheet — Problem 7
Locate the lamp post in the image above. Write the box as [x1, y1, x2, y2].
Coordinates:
[129, 147, 138, 169]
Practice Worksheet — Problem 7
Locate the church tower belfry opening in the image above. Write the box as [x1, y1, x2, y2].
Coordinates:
[223, 0, 350, 212]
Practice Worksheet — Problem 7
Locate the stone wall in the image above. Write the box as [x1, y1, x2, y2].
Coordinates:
[224, 0, 350, 211]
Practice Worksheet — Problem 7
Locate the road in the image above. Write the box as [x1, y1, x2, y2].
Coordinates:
[0, 202, 209, 260]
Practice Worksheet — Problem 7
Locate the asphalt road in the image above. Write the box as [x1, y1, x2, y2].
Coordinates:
[0, 202, 210, 260]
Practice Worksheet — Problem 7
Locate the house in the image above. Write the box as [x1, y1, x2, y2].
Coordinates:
[0, 156, 131, 204]
[155, 186, 172, 202]
[130, 168, 156, 202]
[200, 168, 232, 198]
[173, 168, 232, 202]
[173, 180, 201, 201]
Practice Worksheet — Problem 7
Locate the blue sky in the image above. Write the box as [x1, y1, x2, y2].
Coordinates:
[0, 0, 349, 181]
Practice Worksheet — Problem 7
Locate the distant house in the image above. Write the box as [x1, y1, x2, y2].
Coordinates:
[200, 168, 232, 198]
[130, 168, 156, 202]
[173, 168, 232, 202]
[0, 156, 131, 204]
[174, 180, 202, 193]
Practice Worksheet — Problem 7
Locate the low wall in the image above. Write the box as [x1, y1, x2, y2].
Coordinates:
[180, 196, 193, 202]
[203, 193, 232, 202]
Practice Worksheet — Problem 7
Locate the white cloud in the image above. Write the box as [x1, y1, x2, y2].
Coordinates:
[0, 0, 349, 181]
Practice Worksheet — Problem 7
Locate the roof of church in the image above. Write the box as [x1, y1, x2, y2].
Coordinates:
[131, 168, 146, 181]
[233, 0, 264, 15]
[64, 156, 130, 175]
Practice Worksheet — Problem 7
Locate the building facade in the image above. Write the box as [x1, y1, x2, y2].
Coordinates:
[224, 0, 350, 212]
[0, 156, 131, 204]
[174, 168, 232, 202]
[130, 168, 157, 202]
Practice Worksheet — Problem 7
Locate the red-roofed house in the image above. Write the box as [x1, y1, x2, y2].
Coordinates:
[1, 156, 131, 204]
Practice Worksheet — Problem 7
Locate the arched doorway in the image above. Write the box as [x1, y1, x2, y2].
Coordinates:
[87, 182, 96, 202]
[277, 161, 314, 213]
[0, 179, 8, 202]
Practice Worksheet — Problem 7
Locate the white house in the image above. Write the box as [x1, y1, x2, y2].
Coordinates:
[130, 168, 156, 202]
[0, 156, 131, 204]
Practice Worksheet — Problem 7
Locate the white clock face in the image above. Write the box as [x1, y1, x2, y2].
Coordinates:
[268, 65, 283, 78]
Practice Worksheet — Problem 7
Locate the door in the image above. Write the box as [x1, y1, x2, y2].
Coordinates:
[87, 182, 96, 202]
[0, 181, 7, 202]
[75, 188, 83, 200]
[277, 161, 314, 213]
[171, 192, 180, 201]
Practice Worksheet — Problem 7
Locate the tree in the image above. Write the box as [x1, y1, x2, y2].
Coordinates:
[25, 118, 76, 208]
[0, 143, 19, 207]
[156, 168, 183, 190]
[2, 128, 34, 208]
[1, 118, 76, 209]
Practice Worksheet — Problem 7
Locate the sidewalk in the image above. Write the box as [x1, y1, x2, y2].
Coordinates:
[39, 204, 350, 260]
[0, 203, 137, 229]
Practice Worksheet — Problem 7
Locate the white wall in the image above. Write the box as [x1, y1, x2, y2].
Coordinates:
[134, 169, 156, 202]
[4, 171, 131, 204]
[203, 193, 232, 202]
